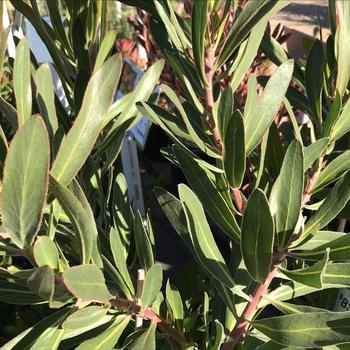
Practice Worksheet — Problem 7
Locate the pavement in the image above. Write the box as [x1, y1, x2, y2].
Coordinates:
[271, 0, 330, 59]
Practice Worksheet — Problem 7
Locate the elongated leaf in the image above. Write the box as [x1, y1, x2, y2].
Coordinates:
[109, 228, 134, 297]
[298, 172, 350, 244]
[63, 264, 112, 302]
[29, 328, 64, 350]
[322, 91, 341, 137]
[330, 96, 350, 142]
[49, 177, 94, 264]
[305, 40, 324, 122]
[35, 64, 59, 140]
[141, 264, 162, 312]
[179, 184, 235, 289]
[223, 110, 245, 188]
[174, 146, 240, 241]
[253, 311, 350, 348]
[335, 0, 350, 95]
[229, 17, 267, 93]
[192, 0, 207, 85]
[166, 281, 184, 329]
[75, 315, 130, 350]
[279, 250, 329, 288]
[93, 29, 117, 73]
[33, 236, 59, 270]
[128, 320, 157, 350]
[10, 308, 70, 350]
[216, 86, 233, 140]
[260, 263, 350, 307]
[241, 189, 274, 283]
[270, 140, 303, 248]
[304, 138, 329, 170]
[51, 55, 122, 186]
[27, 265, 55, 301]
[292, 231, 350, 261]
[134, 212, 154, 271]
[62, 306, 108, 330]
[217, 1, 291, 67]
[13, 37, 31, 127]
[2, 116, 49, 249]
[245, 60, 294, 155]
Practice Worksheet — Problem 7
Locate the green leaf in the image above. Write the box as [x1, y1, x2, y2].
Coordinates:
[33, 236, 59, 270]
[141, 263, 163, 312]
[192, 0, 208, 85]
[63, 264, 112, 302]
[128, 320, 157, 350]
[241, 189, 274, 283]
[49, 177, 94, 264]
[2, 116, 49, 249]
[27, 265, 55, 301]
[154, 187, 193, 254]
[305, 40, 324, 122]
[229, 17, 267, 93]
[179, 184, 236, 289]
[30, 329, 64, 350]
[330, 95, 350, 142]
[335, 0, 350, 95]
[174, 146, 240, 241]
[93, 29, 117, 73]
[322, 91, 341, 138]
[297, 172, 350, 244]
[166, 280, 184, 330]
[253, 311, 350, 348]
[279, 249, 329, 288]
[245, 60, 294, 155]
[13, 37, 32, 127]
[75, 315, 130, 350]
[216, 85, 233, 140]
[269, 140, 303, 248]
[134, 212, 154, 271]
[109, 228, 134, 297]
[62, 306, 108, 330]
[10, 308, 70, 350]
[210, 320, 225, 350]
[34, 64, 59, 141]
[0, 95, 18, 130]
[217, 1, 291, 68]
[51, 54, 122, 186]
[223, 110, 246, 188]
[292, 231, 350, 261]
[304, 138, 329, 170]
[312, 150, 350, 193]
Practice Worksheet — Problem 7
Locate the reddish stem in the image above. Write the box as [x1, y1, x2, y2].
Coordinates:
[222, 267, 278, 349]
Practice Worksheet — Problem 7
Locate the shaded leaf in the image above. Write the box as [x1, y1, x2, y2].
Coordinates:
[141, 264, 163, 312]
[241, 189, 274, 283]
[27, 265, 55, 301]
[128, 320, 157, 350]
[223, 110, 246, 188]
[304, 138, 329, 170]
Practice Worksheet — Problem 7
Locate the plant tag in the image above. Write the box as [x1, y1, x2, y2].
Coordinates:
[334, 288, 350, 311]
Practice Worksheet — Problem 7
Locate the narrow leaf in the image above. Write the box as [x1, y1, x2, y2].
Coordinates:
[179, 184, 236, 289]
[241, 189, 274, 283]
[270, 140, 303, 248]
[49, 177, 94, 264]
[304, 138, 329, 170]
[305, 40, 324, 122]
[141, 263, 163, 312]
[330, 95, 350, 142]
[13, 37, 31, 127]
[2, 116, 49, 248]
[253, 311, 350, 348]
[62, 306, 108, 330]
[174, 146, 240, 241]
[128, 320, 157, 350]
[93, 29, 117, 73]
[51, 54, 122, 186]
[223, 110, 245, 188]
[245, 60, 294, 154]
[75, 315, 130, 350]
